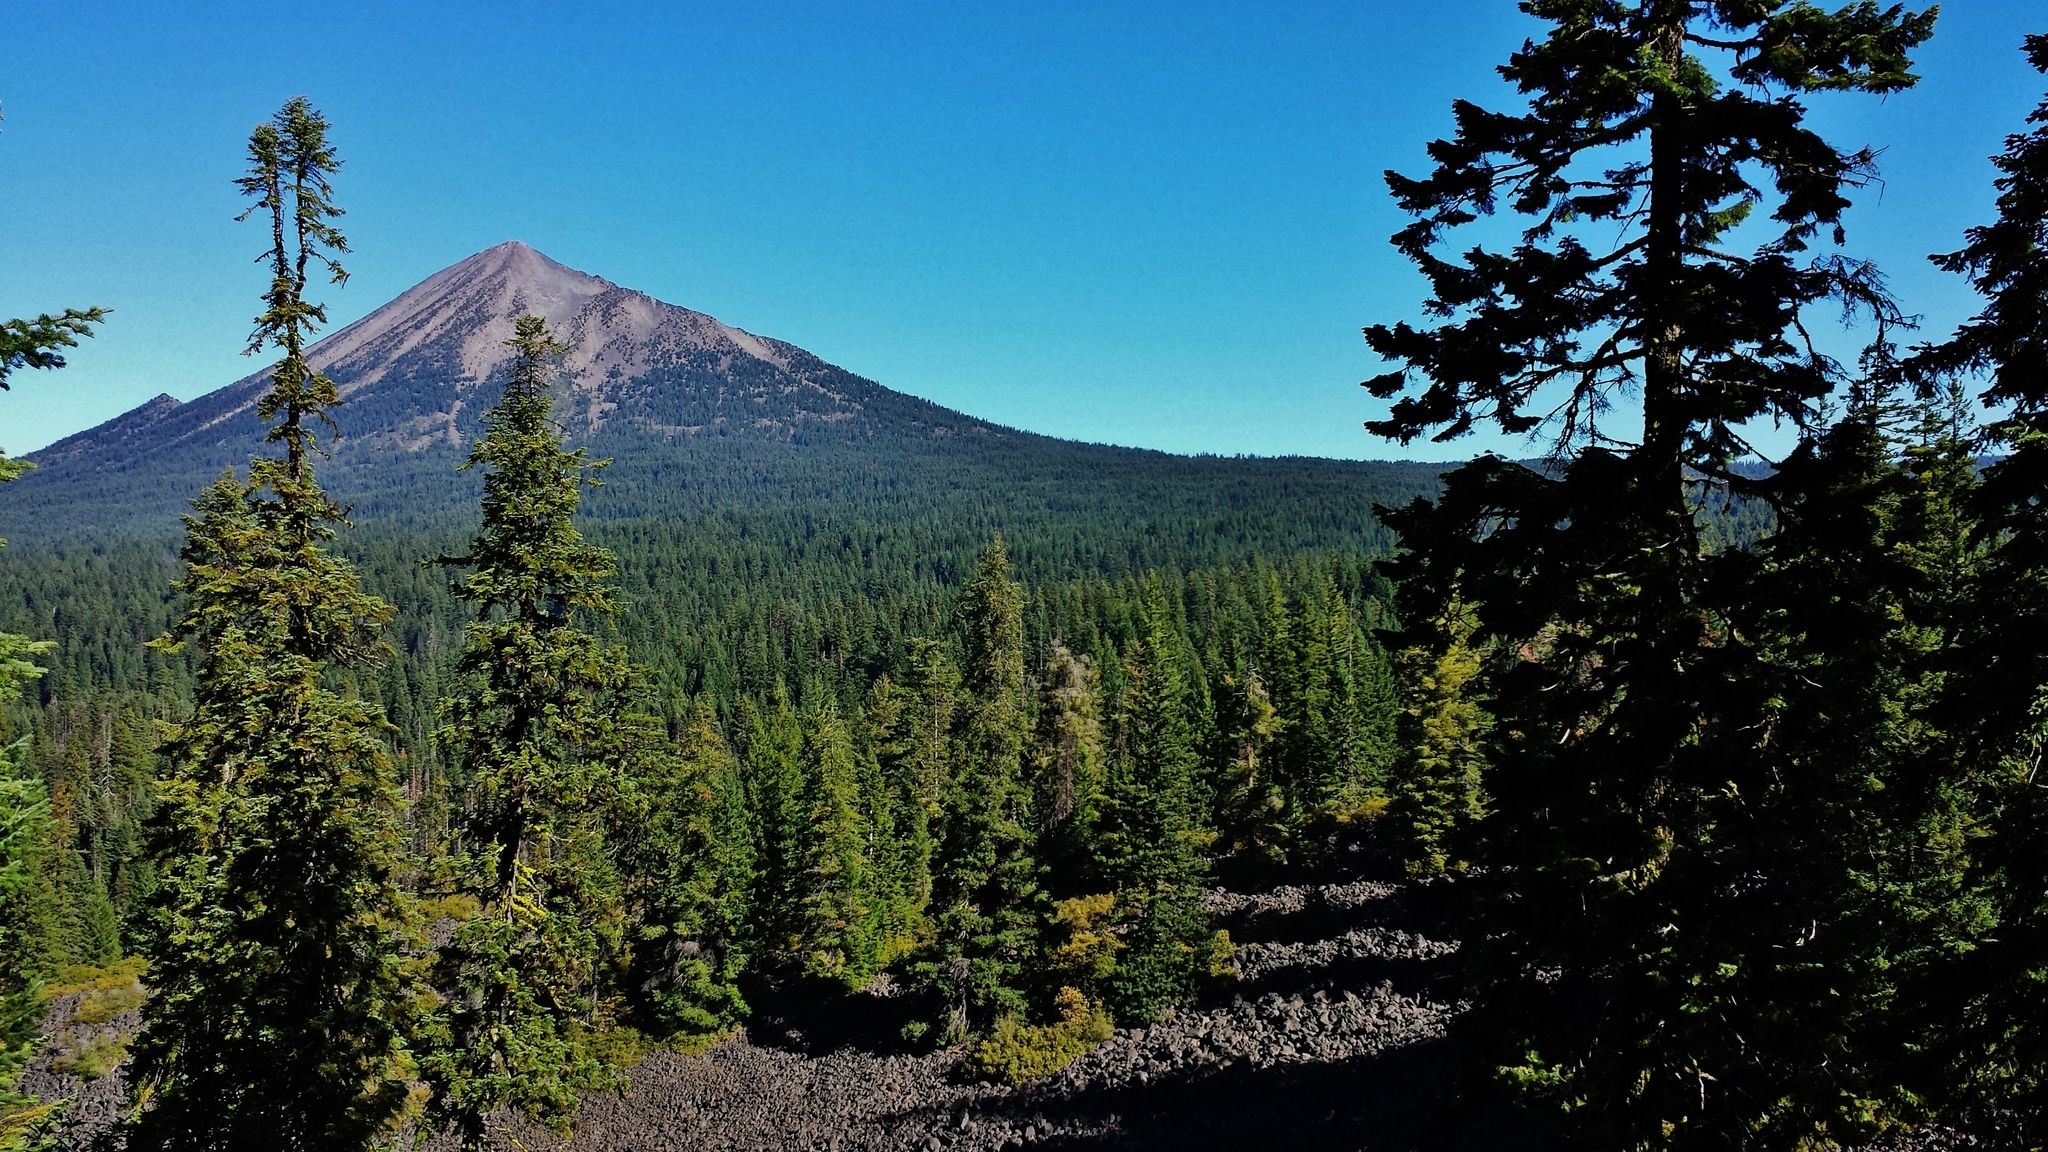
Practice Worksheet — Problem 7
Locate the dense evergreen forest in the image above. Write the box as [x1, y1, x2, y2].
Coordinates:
[4, 5, 2048, 1151]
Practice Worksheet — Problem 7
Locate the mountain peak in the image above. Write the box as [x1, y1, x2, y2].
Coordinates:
[27, 241, 999, 488]
[309, 241, 622, 393]
[324, 242, 796, 390]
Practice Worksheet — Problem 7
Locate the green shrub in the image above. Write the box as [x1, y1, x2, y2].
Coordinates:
[52, 1034, 129, 1080]
[55, 960, 147, 1027]
[43, 956, 147, 999]
[966, 987, 1113, 1085]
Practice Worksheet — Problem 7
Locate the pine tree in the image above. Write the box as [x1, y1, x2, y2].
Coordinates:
[1212, 665, 1285, 867]
[793, 692, 885, 985]
[921, 536, 1041, 1041]
[619, 699, 751, 1038]
[420, 315, 636, 1145]
[1909, 34, 2048, 1141]
[737, 686, 809, 969]
[1028, 641, 1107, 891]
[1097, 579, 1218, 1022]
[1389, 603, 1489, 877]
[129, 99, 410, 1152]
[1308, 575, 1397, 828]
[865, 643, 955, 952]
[1737, 377, 1991, 1138]
[1363, 6, 1935, 1145]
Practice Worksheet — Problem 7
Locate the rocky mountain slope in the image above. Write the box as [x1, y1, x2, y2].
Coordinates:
[6, 243, 1440, 544]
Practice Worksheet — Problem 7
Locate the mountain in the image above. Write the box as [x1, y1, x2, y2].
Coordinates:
[5, 242, 1441, 554]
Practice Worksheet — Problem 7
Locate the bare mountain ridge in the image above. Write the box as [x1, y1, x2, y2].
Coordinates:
[36, 241, 998, 474]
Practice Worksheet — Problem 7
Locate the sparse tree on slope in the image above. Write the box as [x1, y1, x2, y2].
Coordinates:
[130, 98, 409, 1152]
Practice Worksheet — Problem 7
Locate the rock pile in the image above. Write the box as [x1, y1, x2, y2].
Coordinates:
[32, 839, 1475, 1151]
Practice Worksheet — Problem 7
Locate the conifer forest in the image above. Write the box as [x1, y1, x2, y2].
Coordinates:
[4, 5, 2048, 1150]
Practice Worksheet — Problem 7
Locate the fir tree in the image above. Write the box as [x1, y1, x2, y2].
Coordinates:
[1739, 377, 1991, 1138]
[129, 99, 410, 1152]
[865, 644, 954, 953]
[619, 699, 752, 1038]
[0, 635, 59, 1149]
[420, 315, 636, 1145]
[921, 536, 1041, 1041]
[1308, 575, 1397, 827]
[1212, 665, 1286, 867]
[737, 686, 809, 970]
[1363, 5, 1935, 1145]
[0, 309, 103, 393]
[793, 692, 885, 986]
[1389, 603, 1489, 877]
[1097, 579, 1218, 1022]
[1028, 640, 1107, 892]
[1910, 33, 2048, 1141]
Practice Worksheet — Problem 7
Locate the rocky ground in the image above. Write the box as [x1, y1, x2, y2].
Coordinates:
[26, 838, 1500, 1151]
[486, 840, 1479, 1151]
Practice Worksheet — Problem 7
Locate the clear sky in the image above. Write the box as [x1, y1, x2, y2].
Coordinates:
[2, 2, 2041, 461]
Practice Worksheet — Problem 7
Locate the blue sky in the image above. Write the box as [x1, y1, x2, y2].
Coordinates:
[2, 2, 2041, 460]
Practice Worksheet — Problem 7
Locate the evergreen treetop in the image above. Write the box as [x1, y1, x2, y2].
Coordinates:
[128, 98, 409, 1152]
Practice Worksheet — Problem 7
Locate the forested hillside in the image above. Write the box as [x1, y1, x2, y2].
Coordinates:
[6, 6, 2048, 1152]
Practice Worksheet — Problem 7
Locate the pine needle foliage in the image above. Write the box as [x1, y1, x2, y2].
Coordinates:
[129, 99, 410, 1152]
[1390, 602, 1489, 878]
[920, 536, 1042, 1042]
[0, 636, 58, 1150]
[1737, 379, 1992, 1139]
[420, 315, 636, 1145]
[1097, 579, 1217, 1022]
[618, 699, 752, 1039]
[1911, 35, 2048, 1143]
[1363, 5, 1937, 1147]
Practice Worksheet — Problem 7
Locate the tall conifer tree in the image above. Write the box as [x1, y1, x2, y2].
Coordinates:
[1363, 6, 1934, 1145]
[1390, 604, 1489, 877]
[1910, 34, 2048, 1141]
[619, 699, 752, 1038]
[130, 98, 409, 1152]
[866, 644, 956, 948]
[922, 536, 1040, 1040]
[1029, 640, 1107, 889]
[420, 315, 637, 1145]
[1738, 377, 1990, 1137]
[1098, 579, 1217, 1022]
